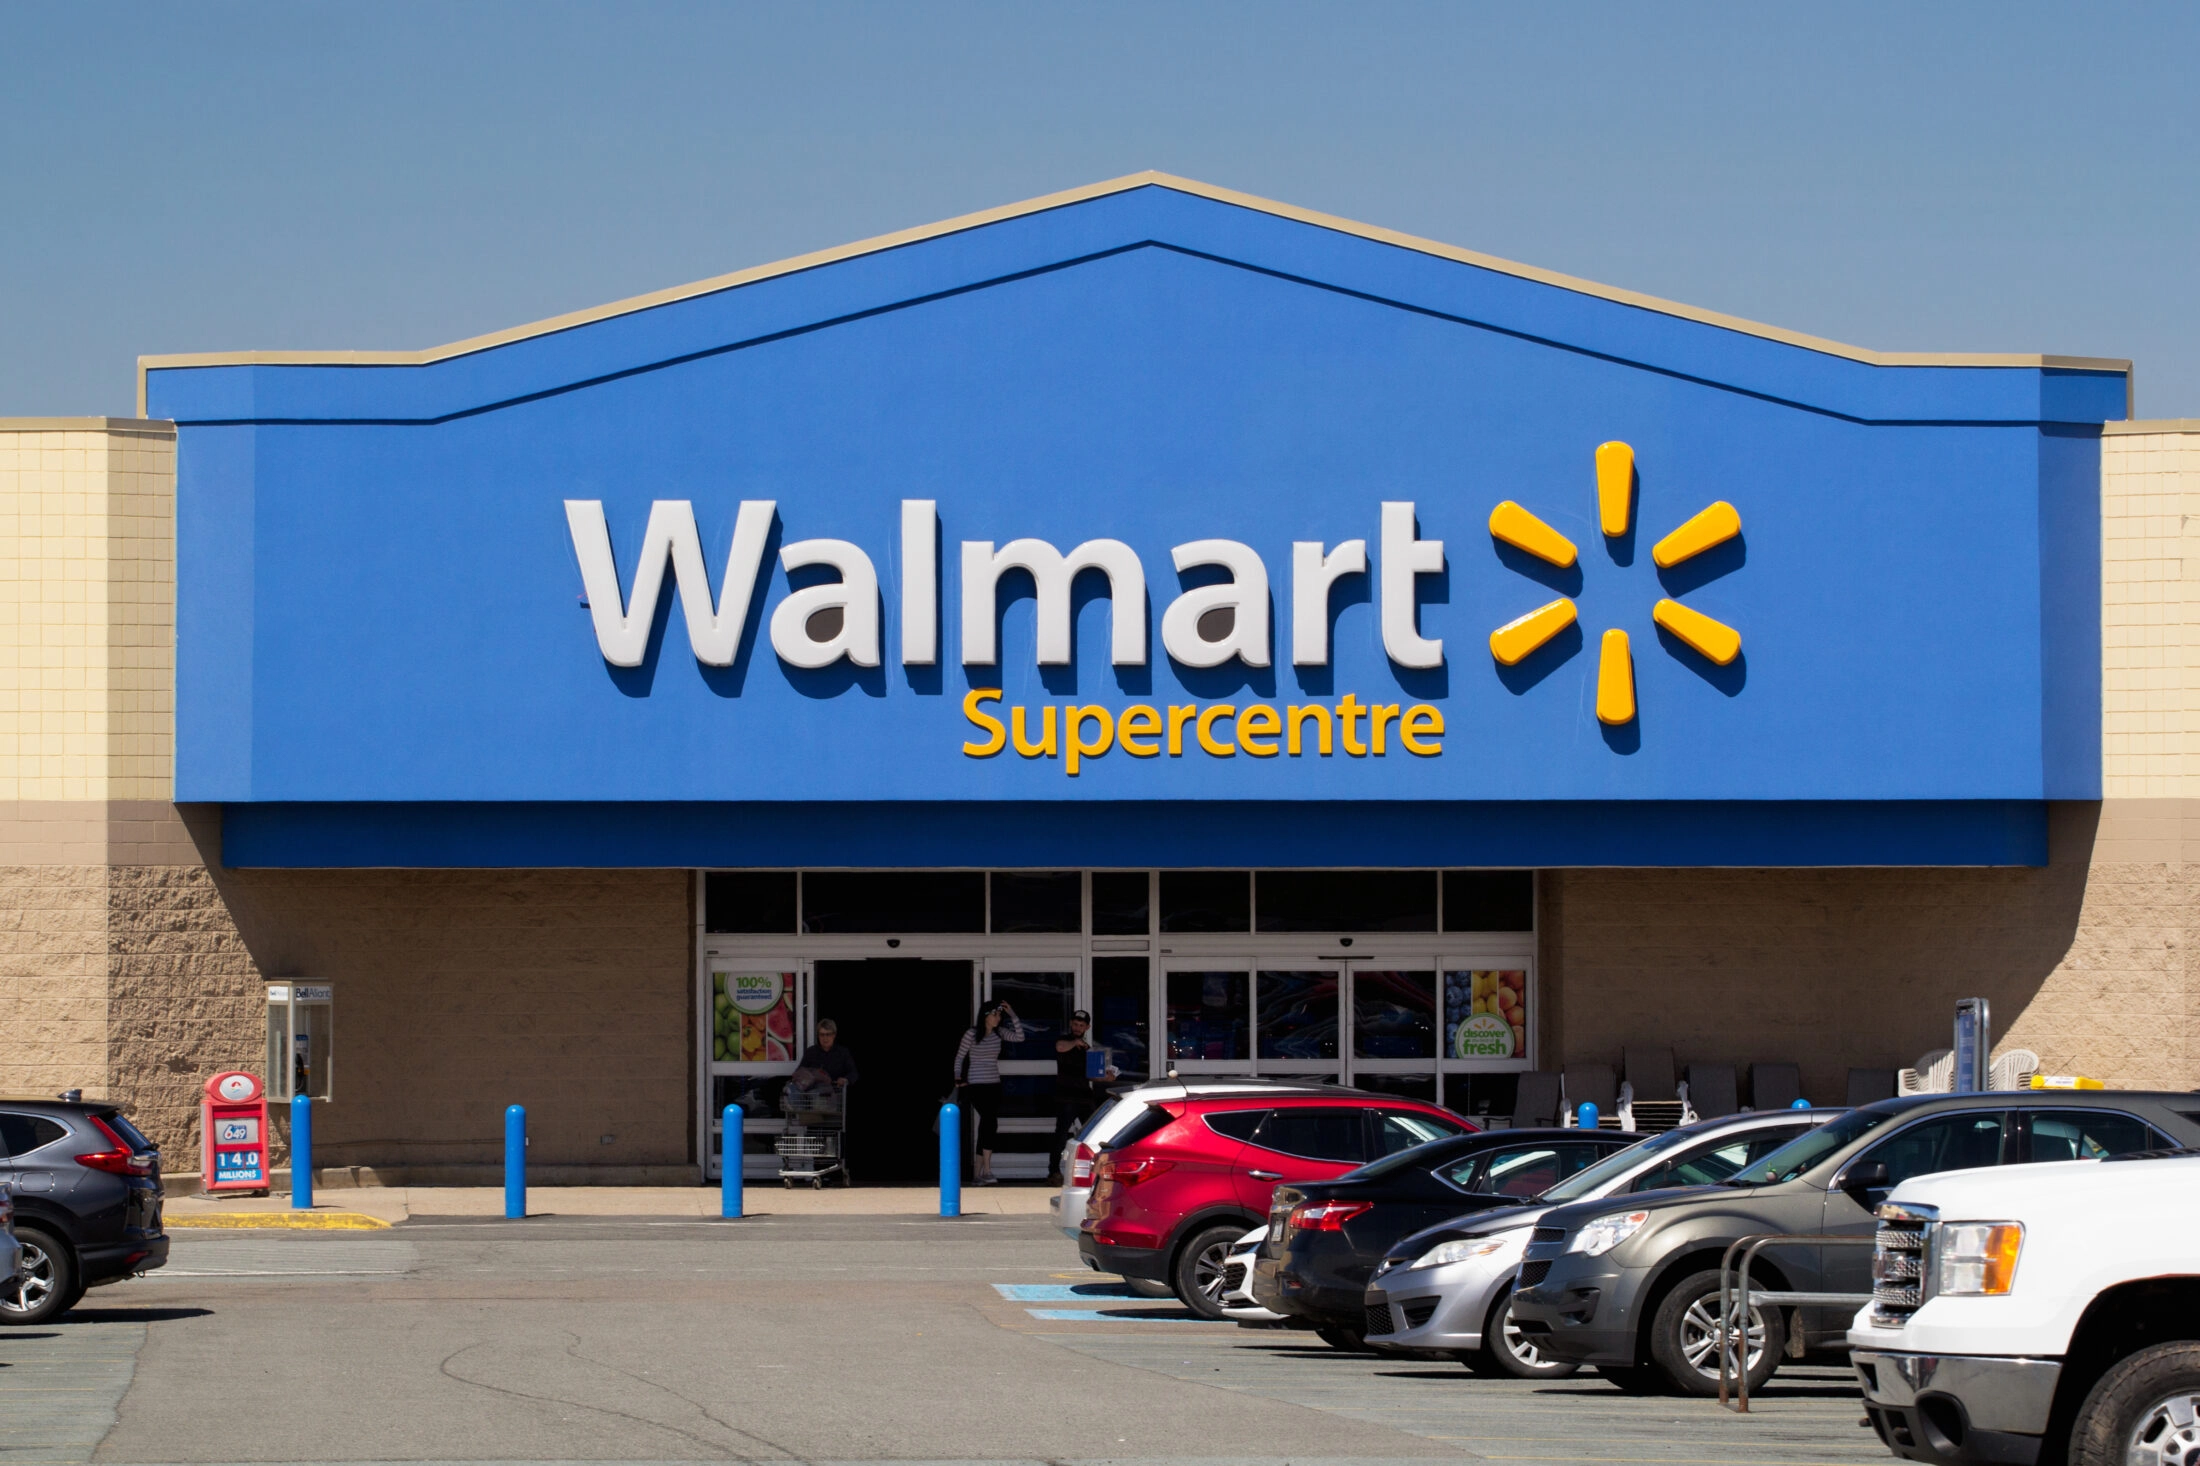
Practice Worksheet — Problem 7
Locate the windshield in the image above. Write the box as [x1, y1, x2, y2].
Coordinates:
[1535, 1129, 1687, 1202]
[1343, 1135, 1464, 1182]
[1728, 1108, 1894, 1184]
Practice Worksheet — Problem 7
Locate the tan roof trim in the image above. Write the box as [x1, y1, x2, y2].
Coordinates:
[0, 416, 176, 436]
[2104, 419, 2200, 436]
[134, 170, 2133, 418]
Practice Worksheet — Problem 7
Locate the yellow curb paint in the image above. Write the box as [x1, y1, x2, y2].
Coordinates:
[165, 1211, 391, 1230]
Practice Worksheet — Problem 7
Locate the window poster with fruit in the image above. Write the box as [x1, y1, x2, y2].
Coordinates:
[712, 970, 796, 1065]
[1445, 970, 1527, 1060]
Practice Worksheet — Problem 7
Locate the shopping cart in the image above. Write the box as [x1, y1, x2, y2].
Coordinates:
[774, 1079, 849, 1187]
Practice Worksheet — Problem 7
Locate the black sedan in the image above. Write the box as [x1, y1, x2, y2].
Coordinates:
[1250, 1126, 1641, 1345]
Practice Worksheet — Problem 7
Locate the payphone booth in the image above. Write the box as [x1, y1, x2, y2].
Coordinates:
[266, 983, 334, 1101]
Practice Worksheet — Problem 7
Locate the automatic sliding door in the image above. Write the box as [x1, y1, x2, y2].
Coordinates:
[983, 963, 1080, 1180]
[704, 960, 804, 1181]
[1255, 969, 1340, 1084]
[1348, 966, 1439, 1104]
[1164, 964, 1251, 1075]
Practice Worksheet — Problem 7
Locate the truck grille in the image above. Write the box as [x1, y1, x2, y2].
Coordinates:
[1365, 1302, 1395, 1335]
[1871, 1202, 1936, 1325]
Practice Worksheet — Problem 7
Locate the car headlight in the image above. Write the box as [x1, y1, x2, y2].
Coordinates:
[1937, 1223, 2022, 1296]
[1566, 1210, 1651, 1257]
[1412, 1237, 1514, 1270]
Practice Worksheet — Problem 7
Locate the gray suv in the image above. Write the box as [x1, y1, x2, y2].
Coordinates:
[1509, 1092, 2200, 1396]
[0, 1099, 168, 1325]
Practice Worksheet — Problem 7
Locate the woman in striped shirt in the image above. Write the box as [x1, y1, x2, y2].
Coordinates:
[951, 999, 1024, 1185]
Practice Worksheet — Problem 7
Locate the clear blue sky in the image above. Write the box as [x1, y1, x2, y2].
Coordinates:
[7, 2, 2197, 418]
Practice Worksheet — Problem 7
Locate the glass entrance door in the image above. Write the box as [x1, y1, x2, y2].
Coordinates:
[812, 958, 974, 1185]
[981, 962, 1080, 1180]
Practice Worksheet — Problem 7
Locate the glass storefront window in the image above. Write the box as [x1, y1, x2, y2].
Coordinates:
[1090, 872, 1151, 935]
[1159, 872, 1251, 932]
[704, 872, 797, 933]
[1443, 968, 1527, 1062]
[1255, 871, 1437, 932]
[989, 969, 1076, 1060]
[1442, 871, 1534, 931]
[1444, 1071, 1520, 1122]
[1256, 970, 1339, 1060]
[989, 873, 1081, 933]
[802, 872, 985, 933]
[1353, 969, 1436, 1059]
[1092, 957, 1149, 1081]
[1167, 969, 1248, 1060]
[1355, 1072, 1438, 1105]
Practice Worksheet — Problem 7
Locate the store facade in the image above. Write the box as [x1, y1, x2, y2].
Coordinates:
[3, 173, 2195, 1182]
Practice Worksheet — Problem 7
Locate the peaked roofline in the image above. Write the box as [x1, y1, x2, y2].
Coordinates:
[136, 170, 2132, 417]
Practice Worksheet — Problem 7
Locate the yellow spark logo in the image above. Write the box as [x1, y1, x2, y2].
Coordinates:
[1487, 442, 1741, 727]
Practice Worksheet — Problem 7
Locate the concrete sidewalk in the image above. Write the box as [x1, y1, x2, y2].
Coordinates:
[165, 1182, 1057, 1225]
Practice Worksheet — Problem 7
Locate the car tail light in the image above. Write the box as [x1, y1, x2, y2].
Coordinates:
[76, 1114, 155, 1176]
[1289, 1200, 1373, 1232]
[1072, 1144, 1096, 1184]
[1107, 1157, 1176, 1186]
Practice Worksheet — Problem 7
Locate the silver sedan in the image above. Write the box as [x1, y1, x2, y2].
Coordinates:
[1365, 1108, 1837, 1376]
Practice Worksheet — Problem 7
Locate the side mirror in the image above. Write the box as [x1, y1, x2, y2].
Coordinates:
[1839, 1160, 1890, 1198]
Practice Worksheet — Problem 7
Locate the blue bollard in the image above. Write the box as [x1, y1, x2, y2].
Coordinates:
[290, 1092, 313, 1209]
[1791, 1097, 1812, 1110]
[504, 1104, 526, 1219]
[1577, 1101, 1599, 1130]
[721, 1103, 743, 1219]
[939, 1102, 961, 1218]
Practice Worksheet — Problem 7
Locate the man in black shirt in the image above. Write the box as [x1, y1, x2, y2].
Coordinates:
[1049, 1009, 1113, 1182]
[789, 1019, 857, 1107]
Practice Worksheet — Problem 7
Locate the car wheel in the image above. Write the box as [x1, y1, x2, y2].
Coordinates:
[1125, 1277, 1175, 1299]
[1315, 1326, 1372, 1353]
[2070, 1341, 2200, 1466]
[0, 1226, 78, 1326]
[1171, 1223, 1244, 1321]
[1474, 1288, 1579, 1379]
[1648, 1268, 1786, 1397]
[1595, 1365, 1668, 1394]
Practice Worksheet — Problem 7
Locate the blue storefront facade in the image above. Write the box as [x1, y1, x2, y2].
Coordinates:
[126, 173, 2154, 1180]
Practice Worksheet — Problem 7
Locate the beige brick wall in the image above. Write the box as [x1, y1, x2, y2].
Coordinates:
[0, 420, 175, 802]
[102, 864, 692, 1170]
[2103, 422, 2200, 797]
[1543, 802, 2198, 1099]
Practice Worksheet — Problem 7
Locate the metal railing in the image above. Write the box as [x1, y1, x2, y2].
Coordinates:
[1715, 1232, 1877, 1411]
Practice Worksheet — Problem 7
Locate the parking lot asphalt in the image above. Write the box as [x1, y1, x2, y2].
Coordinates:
[0, 1216, 1889, 1466]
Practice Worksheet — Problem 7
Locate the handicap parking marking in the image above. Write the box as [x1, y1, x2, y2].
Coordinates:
[1022, 1306, 1216, 1323]
[992, 1282, 1143, 1301]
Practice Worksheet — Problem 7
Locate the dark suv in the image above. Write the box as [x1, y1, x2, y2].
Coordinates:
[1510, 1091, 2200, 1396]
[0, 1098, 169, 1324]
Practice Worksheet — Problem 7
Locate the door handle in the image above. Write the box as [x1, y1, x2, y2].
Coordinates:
[1247, 1169, 1282, 1181]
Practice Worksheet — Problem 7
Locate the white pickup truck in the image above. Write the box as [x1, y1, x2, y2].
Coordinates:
[1848, 1150, 2200, 1466]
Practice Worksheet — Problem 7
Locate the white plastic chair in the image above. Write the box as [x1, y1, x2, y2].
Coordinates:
[1899, 1049, 1954, 1095]
[1989, 1048, 2040, 1092]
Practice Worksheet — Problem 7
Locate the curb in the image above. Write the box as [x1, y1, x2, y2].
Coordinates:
[165, 1211, 392, 1230]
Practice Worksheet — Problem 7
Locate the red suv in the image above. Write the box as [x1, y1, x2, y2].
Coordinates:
[1077, 1081, 1473, 1318]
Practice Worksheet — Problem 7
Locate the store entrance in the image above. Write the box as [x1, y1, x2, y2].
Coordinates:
[812, 959, 973, 1185]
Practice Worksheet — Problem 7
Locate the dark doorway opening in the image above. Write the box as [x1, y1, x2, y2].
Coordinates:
[812, 959, 973, 1185]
